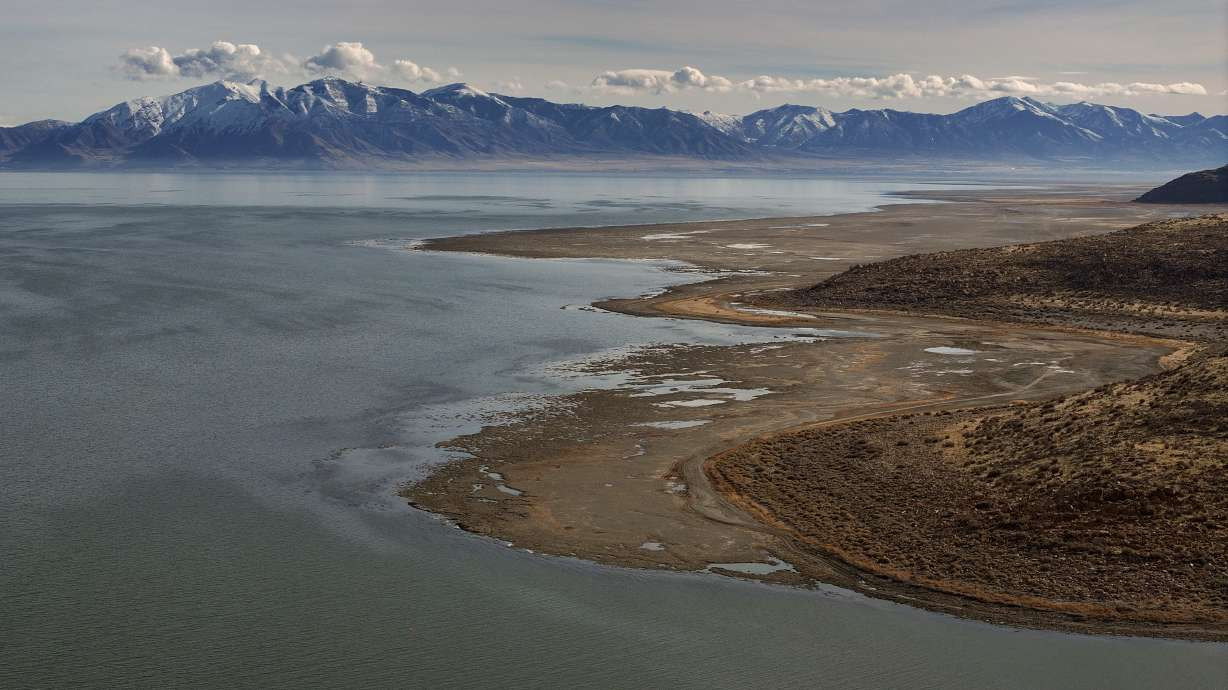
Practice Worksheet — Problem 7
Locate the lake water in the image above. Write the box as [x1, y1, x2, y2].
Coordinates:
[1, 172, 1223, 688]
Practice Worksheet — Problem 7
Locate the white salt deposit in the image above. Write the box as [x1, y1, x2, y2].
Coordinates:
[632, 420, 712, 430]
[703, 557, 797, 575]
[924, 346, 980, 355]
[641, 230, 710, 240]
[654, 399, 728, 408]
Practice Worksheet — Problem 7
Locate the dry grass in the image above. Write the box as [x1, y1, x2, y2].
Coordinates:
[718, 215, 1228, 630]
[773, 214, 1228, 341]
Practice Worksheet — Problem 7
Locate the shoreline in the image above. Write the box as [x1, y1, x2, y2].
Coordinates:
[402, 186, 1225, 640]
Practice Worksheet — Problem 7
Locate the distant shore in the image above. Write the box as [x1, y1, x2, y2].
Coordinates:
[402, 185, 1226, 640]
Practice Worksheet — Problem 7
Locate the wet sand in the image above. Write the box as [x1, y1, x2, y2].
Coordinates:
[403, 185, 1221, 639]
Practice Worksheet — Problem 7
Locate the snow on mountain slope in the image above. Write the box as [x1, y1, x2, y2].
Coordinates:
[2, 79, 1224, 167]
[1159, 113, 1207, 128]
[422, 83, 492, 100]
[950, 96, 1064, 125]
[83, 81, 267, 137]
[695, 111, 746, 139]
[741, 105, 836, 148]
[1056, 102, 1179, 141]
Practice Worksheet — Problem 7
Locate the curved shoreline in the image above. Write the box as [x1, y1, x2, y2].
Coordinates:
[402, 187, 1225, 640]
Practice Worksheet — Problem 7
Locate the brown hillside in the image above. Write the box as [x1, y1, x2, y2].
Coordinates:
[776, 214, 1227, 341]
[718, 215, 1228, 635]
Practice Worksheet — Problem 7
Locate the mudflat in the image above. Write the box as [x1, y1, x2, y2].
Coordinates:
[403, 186, 1228, 639]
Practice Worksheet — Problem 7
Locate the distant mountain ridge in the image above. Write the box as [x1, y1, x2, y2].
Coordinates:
[1, 78, 1223, 169]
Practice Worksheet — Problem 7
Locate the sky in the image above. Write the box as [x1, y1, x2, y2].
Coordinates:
[1, 0, 1225, 125]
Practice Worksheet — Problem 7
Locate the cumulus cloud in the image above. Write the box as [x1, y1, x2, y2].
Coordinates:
[739, 72, 1208, 99]
[175, 42, 288, 80]
[592, 66, 733, 94]
[119, 40, 450, 86]
[120, 46, 179, 79]
[120, 41, 290, 81]
[303, 42, 383, 80]
[544, 80, 570, 90]
[593, 66, 1209, 100]
[493, 78, 525, 92]
[391, 59, 442, 84]
[301, 43, 448, 84]
[735, 72, 1208, 99]
[288, 42, 450, 84]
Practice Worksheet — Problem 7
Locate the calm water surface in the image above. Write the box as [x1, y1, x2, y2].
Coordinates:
[1, 172, 1223, 688]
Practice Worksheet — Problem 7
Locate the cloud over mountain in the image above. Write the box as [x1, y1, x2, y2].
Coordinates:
[120, 41, 290, 81]
[592, 67, 733, 94]
[592, 66, 1209, 100]
[391, 60, 442, 83]
[116, 44, 1210, 105]
[303, 42, 382, 79]
[119, 40, 450, 85]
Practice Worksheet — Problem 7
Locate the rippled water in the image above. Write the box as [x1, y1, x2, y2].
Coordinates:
[1, 172, 1223, 688]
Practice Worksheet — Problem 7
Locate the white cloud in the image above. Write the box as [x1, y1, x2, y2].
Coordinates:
[305, 45, 447, 84]
[594, 66, 1209, 100]
[591, 68, 673, 94]
[544, 80, 569, 90]
[120, 41, 291, 81]
[742, 73, 1209, 99]
[670, 65, 733, 91]
[303, 42, 382, 80]
[592, 66, 732, 94]
[120, 40, 450, 87]
[493, 78, 525, 92]
[174, 42, 288, 80]
[392, 59, 442, 84]
[1045, 80, 1207, 97]
[119, 46, 181, 79]
[302, 44, 449, 85]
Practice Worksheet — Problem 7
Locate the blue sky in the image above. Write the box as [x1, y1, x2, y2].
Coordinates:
[1, 0, 1224, 124]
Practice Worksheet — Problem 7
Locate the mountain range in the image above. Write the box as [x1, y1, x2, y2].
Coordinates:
[1, 78, 1224, 169]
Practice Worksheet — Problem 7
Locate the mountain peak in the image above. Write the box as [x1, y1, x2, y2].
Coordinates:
[422, 83, 490, 99]
[300, 76, 374, 91]
[953, 95, 1059, 123]
[4, 83, 1223, 168]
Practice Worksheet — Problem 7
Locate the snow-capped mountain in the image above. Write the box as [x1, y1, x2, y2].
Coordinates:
[739, 105, 837, 147]
[0, 80, 1222, 168]
[1055, 102, 1177, 141]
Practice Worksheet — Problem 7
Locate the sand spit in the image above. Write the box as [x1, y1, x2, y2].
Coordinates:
[403, 188, 1226, 639]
